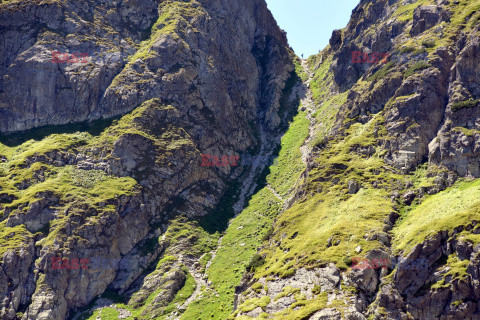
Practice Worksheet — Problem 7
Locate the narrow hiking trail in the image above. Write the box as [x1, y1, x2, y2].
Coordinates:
[170, 236, 223, 319]
[282, 60, 319, 208]
[298, 59, 318, 166]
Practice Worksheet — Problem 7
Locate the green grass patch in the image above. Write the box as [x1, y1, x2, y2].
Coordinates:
[392, 0, 433, 22]
[238, 296, 271, 313]
[403, 61, 431, 78]
[393, 179, 480, 254]
[368, 61, 395, 82]
[451, 99, 479, 112]
[258, 187, 393, 276]
[270, 292, 330, 320]
[0, 222, 33, 263]
[164, 216, 220, 257]
[267, 111, 309, 198]
[309, 54, 334, 104]
[453, 127, 478, 137]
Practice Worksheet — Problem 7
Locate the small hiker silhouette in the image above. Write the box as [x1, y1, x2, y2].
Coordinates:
[301, 53, 304, 59]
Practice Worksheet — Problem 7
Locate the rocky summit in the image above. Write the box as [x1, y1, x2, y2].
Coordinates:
[0, 0, 479, 319]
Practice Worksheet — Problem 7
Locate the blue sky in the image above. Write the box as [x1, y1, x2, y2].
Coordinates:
[265, 0, 360, 57]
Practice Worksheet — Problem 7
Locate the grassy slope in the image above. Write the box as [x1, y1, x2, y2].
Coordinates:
[235, 1, 480, 311]
[4, 0, 480, 319]
[393, 179, 480, 253]
[258, 113, 398, 276]
[0, 133, 137, 261]
[180, 108, 310, 319]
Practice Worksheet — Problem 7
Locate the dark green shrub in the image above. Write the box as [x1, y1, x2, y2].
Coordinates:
[399, 46, 416, 53]
[398, 46, 426, 54]
[343, 256, 353, 266]
[246, 254, 265, 272]
[403, 61, 431, 78]
[311, 284, 321, 295]
[368, 61, 395, 82]
[422, 39, 436, 48]
[451, 99, 479, 112]
[261, 227, 274, 242]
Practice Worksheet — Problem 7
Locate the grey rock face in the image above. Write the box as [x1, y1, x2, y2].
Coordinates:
[0, 242, 36, 320]
[0, 0, 292, 136]
[429, 35, 480, 177]
[328, 0, 396, 92]
[5, 192, 58, 232]
[410, 5, 450, 37]
[310, 308, 342, 320]
[0, 0, 158, 133]
[328, 2, 480, 177]
[235, 265, 341, 317]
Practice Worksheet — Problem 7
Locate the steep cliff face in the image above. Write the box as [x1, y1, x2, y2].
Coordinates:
[0, 0, 294, 319]
[0, 0, 291, 134]
[329, 0, 480, 174]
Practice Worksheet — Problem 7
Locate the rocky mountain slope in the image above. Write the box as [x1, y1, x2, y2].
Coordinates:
[232, 0, 480, 319]
[0, 0, 295, 319]
[1, 0, 480, 319]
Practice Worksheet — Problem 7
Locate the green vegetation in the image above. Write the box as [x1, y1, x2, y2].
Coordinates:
[368, 61, 395, 82]
[444, 253, 471, 282]
[259, 187, 393, 275]
[274, 286, 300, 301]
[0, 117, 118, 147]
[453, 126, 478, 137]
[181, 189, 281, 319]
[82, 268, 196, 320]
[398, 46, 417, 54]
[392, 0, 433, 22]
[266, 111, 309, 198]
[269, 293, 331, 320]
[85, 307, 120, 320]
[9, 164, 136, 212]
[451, 99, 479, 112]
[293, 56, 309, 82]
[198, 252, 212, 273]
[6, 0, 480, 319]
[78, 216, 211, 320]
[246, 254, 266, 272]
[149, 270, 197, 318]
[0, 222, 33, 263]
[255, 114, 399, 278]
[421, 39, 436, 48]
[0, 98, 186, 229]
[308, 54, 334, 104]
[164, 216, 220, 257]
[110, 0, 206, 89]
[403, 61, 431, 78]
[251, 282, 264, 293]
[237, 296, 270, 313]
[129, 1, 204, 64]
[429, 253, 471, 290]
[393, 179, 480, 253]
